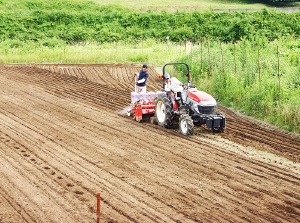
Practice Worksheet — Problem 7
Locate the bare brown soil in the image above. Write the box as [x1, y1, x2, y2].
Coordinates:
[0, 64, 299, 223]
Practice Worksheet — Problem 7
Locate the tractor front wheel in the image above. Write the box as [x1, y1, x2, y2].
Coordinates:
[179, 115, 194, 136]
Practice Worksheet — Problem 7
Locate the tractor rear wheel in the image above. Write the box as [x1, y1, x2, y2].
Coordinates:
[179, 115, 194, 136]
[155, 93, 173, 128]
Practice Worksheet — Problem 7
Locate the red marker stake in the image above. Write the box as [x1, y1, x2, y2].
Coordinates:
[97, 193, 100, 223]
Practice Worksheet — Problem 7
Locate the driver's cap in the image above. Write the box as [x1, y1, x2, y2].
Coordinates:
[164, 73, 170, 79]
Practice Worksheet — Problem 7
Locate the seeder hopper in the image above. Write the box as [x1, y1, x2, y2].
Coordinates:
[127, 92, 157, 122]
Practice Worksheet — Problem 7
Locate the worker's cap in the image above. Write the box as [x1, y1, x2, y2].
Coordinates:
[164, 73, 170, 79]
[142, 64, 148, 68]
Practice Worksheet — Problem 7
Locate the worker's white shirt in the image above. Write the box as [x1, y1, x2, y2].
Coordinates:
[170, 77, 183, 92]
[136, 86, 146, 93]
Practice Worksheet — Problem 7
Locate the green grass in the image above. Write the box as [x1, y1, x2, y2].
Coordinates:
[180, 38, 300, 133]
[90, 0, 296, 11]
[1, 0, 298, 12]
[0, 40, 188, 65]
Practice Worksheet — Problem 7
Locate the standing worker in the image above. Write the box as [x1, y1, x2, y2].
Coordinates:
[134, 64, 149, 93]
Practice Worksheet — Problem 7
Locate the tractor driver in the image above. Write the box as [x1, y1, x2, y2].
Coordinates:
[134, 64, 149, 93]
[164, 73, 187, 104]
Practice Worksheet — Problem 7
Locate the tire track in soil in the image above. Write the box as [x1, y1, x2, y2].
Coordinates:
[219, 105, 300, 162]
[0, 111, 134, 220]
[0, 175, 34, 223]
[0, 64, 300, 222]
[0, 107, 199, 220]
[0, 115, 97, 222]
[31, 63, 300, 162]
[2, 65, 129, 110]
[0, 133, 86, 222]
[0, 81, 194, 222]
[0, 105, 262, 223]
[0, 83, 218, 221]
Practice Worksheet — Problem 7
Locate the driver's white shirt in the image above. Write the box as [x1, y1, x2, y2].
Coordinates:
[170, 77, 183, 92]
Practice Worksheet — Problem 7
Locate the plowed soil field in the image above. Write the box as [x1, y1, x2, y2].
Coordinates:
[0, 64, 299, 223]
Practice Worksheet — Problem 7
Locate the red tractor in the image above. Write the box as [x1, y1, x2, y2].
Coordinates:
[154, 62, 225, 136]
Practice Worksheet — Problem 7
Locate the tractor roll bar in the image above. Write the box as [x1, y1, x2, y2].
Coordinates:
[162, 62, 191, 85]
